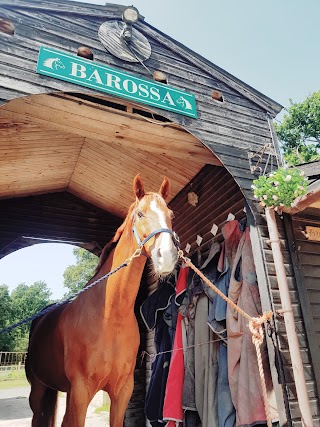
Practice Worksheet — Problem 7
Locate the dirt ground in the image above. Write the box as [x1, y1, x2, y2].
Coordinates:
[0, 386, 110, 426]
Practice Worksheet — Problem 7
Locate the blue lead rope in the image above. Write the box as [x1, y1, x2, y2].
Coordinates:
[0, 260, 128, 335]
[1, 223, 180, 335]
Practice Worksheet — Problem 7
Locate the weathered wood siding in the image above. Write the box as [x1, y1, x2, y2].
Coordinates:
[290, 216, 320, 351]
[252, 210, 320, 426]
[169, 165, 245, 253]
[285, 213, 320, 425]
[0, 1, 279, 195]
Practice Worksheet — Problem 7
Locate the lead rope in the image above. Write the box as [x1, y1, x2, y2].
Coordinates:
[178, 249, 273, 427]
[0, 247, 143, 336]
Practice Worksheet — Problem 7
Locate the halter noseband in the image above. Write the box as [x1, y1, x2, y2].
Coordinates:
[132, 209, 180, 251]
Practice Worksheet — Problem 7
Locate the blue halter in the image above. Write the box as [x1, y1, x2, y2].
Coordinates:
[132, 209, 180, 250]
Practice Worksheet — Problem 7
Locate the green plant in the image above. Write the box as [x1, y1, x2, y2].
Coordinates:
[252, 167, 308, 208]
[275, 91, 320, 165]
[94, 403, 110, 414]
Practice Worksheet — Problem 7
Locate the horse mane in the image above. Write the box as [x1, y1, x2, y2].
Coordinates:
[95, 202, 135, 274]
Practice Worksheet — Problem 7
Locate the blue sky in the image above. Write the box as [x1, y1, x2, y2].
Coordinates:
[73, 0, 320, 109]
[0, 0, 319, 299]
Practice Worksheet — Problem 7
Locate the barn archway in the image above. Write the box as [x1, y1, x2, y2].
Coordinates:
[0, 91, 227, 258]
[0, 91, 267, 425]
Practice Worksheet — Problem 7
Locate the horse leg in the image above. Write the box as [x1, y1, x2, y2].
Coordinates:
[61, 380, 92, 427]
[108, 375, 134, 427]
[29, 377, 57, 427]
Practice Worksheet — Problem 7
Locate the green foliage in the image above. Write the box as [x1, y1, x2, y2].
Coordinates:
[95, 403, 110, 414]
[0, 366, 27, 381]
[252, 167, 308, 208]
[0, 285, 15, 351]
[63, 247, 98, 295]
[275, 91, 320, 165]
[0, 281, 52, 352]
[10, 281, 52, 351]
[0, 248, 98, 352]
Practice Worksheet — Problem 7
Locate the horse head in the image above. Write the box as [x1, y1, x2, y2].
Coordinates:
[176, 96, 184, 105]
[132, 175, 178, 276]
[54, 58, 65, 70]
[176, 96, 192, 110]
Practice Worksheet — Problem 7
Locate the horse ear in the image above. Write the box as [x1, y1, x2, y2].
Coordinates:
[133, 174, 145, 200]
[159, 176, 170, 200]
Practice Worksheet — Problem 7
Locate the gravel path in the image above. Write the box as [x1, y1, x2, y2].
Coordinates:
[0, 386, 110, 426]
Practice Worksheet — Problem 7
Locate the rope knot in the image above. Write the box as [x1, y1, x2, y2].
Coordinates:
[249, 318, 264, 345]
[249, 312, 273, 346]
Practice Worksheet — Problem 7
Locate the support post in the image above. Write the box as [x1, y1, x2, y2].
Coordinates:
[265, 207, 313, 426]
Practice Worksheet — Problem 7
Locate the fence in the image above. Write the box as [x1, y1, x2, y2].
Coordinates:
[0, 352, 27, 382]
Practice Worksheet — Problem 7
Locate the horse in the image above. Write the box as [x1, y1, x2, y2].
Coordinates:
[43, 57, 65, 70]
[25, 175, 179, 427]
[176, 96, 193, 111]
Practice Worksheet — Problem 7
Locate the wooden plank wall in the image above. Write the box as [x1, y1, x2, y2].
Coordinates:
[0, 192, 122, 258]
[291, 216, 320, 347]
[253, 210, 320, 426]
[288, 214, 320, 424]
[0, 3, 274, 158]
[169, 165, 245, 254]
[142, 165, 245, 426]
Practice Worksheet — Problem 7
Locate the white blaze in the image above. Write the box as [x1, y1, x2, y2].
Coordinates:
[150, 200, 176, 274]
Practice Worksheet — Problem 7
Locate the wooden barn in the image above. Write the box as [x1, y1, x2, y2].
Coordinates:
[0, 0, 319, 425]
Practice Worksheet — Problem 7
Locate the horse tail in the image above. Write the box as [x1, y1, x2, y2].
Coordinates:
[41, 387, 58, 427]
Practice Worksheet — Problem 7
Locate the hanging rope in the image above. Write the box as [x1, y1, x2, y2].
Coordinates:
[178, 249, 273, 427]
[249, 317, 273, 427]
[141, 337, 224, 364]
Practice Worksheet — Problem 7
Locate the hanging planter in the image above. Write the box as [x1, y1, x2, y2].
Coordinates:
[251, 167, 308, 208]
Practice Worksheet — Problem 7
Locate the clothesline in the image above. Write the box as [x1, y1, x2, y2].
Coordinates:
[141, 337, 225, 364]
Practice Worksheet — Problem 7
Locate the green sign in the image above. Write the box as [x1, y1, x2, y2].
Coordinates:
[36, 46, 197, 118]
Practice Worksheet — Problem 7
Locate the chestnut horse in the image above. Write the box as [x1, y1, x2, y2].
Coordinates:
[25, 175, 178, 427]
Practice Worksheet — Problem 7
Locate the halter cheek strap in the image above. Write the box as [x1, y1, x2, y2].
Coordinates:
[133, 227, 180, 249]
[132, 210, 180, 251]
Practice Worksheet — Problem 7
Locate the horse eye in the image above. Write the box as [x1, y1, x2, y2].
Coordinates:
[137, 211, 144, 218]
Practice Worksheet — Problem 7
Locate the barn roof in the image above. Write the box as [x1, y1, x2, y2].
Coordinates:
[0, 0, 282, 116]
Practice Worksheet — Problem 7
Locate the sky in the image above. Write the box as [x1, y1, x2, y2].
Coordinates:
[0, 0, 319, 300]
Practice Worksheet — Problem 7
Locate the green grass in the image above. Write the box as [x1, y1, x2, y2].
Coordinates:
[94, 403, 110, 414]
[0, 368, 26, 380]
[0, 378, 29, 389]
[0, 366, 29, 389]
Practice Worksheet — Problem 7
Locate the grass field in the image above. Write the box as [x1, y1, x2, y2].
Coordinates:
[0, 366, 29, 389]
[0, 378, 29, 389]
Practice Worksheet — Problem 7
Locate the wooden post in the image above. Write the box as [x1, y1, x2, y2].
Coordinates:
[265, 207, 314, 426]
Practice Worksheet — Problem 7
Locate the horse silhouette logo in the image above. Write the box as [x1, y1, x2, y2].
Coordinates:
[43, 57, 65, 71]
[176, 96, 193, 110]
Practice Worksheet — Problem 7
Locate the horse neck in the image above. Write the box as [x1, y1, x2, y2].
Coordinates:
[102, 227, 147, 314]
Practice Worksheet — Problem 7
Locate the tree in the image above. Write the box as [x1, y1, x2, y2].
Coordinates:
[10, 281, 52, 351]
[0, 285, 15, 351]
[63, 247, 98, 295]
[275, 91, 320, 165]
